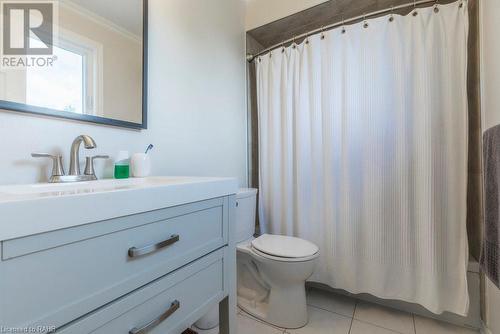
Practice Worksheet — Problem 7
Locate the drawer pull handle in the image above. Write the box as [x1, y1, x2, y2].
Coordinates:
[129, 300, 180, 334]
[128, 234, 180, 258]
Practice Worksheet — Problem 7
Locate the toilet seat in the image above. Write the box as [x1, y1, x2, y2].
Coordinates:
[251, 246, 319, 262]
[250, 234, 319, 262]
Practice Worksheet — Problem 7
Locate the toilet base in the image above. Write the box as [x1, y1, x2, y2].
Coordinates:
[237, 283, 309, 329]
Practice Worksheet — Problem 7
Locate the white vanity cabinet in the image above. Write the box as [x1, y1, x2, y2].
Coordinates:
[0, 177, 238, 334]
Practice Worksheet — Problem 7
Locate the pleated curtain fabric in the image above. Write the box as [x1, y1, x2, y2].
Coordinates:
[256, 2, 469, 315]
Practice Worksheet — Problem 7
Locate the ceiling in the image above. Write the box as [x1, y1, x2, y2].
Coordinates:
[67, 0, 143, 37]
[245, 0, 329, 31]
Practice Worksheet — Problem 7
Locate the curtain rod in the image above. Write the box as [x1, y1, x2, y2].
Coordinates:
[247, 0, 464, 62]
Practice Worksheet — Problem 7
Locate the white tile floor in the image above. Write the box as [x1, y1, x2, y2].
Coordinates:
[193, 287, 480, 334]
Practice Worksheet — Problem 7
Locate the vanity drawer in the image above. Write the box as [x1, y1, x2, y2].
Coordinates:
[59, 249, 225, 334]
[0, 197, 229, 330]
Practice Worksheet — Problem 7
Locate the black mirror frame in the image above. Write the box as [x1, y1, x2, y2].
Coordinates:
[0, 0, 148, 130]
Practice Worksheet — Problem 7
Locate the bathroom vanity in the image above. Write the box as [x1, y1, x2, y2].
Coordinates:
[0, 177, 238, 334]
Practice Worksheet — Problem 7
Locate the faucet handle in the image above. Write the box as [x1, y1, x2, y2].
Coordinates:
[32, 153, 65, 177]
[84, 155, 109, 178]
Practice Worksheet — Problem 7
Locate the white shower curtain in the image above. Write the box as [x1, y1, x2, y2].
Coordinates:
[256, 2, 469, 315]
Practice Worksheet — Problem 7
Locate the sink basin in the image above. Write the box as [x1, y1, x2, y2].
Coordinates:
[0, 176, 238, 241]
[0, 177, 193, 198]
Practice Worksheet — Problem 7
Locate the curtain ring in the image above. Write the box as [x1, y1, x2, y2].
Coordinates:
[281, 41, 285, 53]
[389, 5, 395, 22]
[413, 0, 418, 16]
[292, 36, 297, 49]
[320, 26, 326, 39]
[341, 18, 346, 34]
[459, 0, 464, 8]
[305, 33, 309, 44]
[363, 13, 369, 28]
[434, 0, 439, 13]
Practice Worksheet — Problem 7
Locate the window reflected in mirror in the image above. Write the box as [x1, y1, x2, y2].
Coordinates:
[0, 0, 145, 127]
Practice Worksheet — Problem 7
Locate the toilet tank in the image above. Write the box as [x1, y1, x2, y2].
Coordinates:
[235, 188, 258, 243]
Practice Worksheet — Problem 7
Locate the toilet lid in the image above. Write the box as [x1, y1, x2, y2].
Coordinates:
[251, 234, 319, 259]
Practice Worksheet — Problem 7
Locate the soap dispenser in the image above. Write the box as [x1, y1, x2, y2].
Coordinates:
[114, 151, 130, 179]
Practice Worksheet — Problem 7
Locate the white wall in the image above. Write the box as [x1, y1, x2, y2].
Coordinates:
[481, 0, 500, 131]
[245, 0, 329, 30]
[0, 0, 247, 186]
[480, 1, 500, 333]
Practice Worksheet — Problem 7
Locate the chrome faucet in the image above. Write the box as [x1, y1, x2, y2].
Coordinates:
[69, 135, 96, 175]
[32, 135, 109, 183]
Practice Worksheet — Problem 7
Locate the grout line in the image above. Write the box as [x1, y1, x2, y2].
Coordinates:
[412, 314, 417, 334]
[306, 289, 359, 319]
[351, 298, 358, 318]
[353, 319, 407, 334]
[307, 303, 355, 320]
[349, 299, 415, 334]
[239, 308, 286, 332]
[354, 319, 404, 334]
[348, 301, 357, 334]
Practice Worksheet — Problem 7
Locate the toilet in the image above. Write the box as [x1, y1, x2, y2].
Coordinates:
[195, 188, 319, 330]
[236, 188, 319, 329]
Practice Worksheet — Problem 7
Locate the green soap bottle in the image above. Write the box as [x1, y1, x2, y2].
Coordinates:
[114, 151, 130, 179]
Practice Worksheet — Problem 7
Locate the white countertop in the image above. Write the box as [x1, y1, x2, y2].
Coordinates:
[0, 176, 238, 241]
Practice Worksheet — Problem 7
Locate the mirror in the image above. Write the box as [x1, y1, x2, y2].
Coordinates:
[0, 0, 147, 129]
